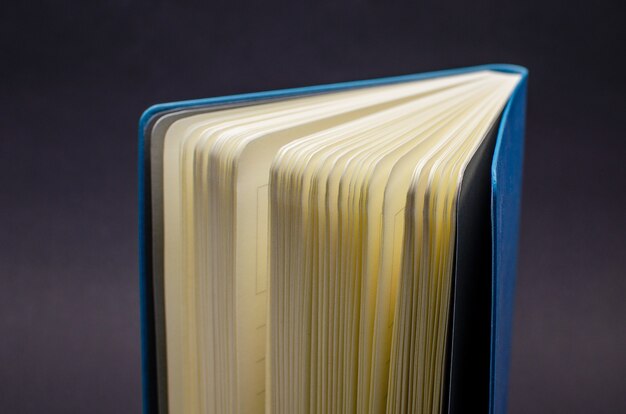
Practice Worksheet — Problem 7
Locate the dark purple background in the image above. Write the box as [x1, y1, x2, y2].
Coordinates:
[1, 1, 624, 413]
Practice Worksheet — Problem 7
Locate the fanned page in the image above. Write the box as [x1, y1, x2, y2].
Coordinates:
[159, 70, 520, 414]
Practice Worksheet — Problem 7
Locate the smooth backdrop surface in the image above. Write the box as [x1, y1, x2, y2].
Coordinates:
[1, 1, 624, 413]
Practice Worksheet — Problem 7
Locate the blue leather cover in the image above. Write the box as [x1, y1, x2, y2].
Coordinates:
[138, 64, 527, 414]
[489, 66, 528, 414]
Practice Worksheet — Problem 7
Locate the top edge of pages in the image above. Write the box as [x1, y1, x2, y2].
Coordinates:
[138, 64, 528, 414]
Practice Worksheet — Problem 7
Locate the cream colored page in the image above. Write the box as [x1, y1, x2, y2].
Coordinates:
[346, 115, 433, 412]
[166, 114, 254, 413]
[163, 107, 287, 414]
[226, 122, 363, 413]
[229, 74, 491, 413]
[269, 119, 379, 413]
[272, 90, 444, 405]
[306, 100, 457, 412]
[341, 110, 445, 411]
[165, 110, 287, 414]
[163, 116, 207, 414]
[286, 79, 498, 413]
[165, 114, 256, 414]
[386, 75, 520, 414]
[334, 124, 413, 413]
[296, 106, 420, 412]
[265, 74, 496, 413]
[232, 95, 433, 413]
[284, 76, 516, 412]
[272, 129, 364, 413]
[364, 83, 502, 413]
[366, 106, 472, 412]
[162, 70, 516, 414]
[385, 98, 494, 413]
[171, 86, 404, 414]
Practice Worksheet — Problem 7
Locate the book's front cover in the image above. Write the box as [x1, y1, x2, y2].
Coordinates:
[489, 67, 528, 414]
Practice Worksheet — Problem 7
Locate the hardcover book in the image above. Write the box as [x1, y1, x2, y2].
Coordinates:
[138, 64, 528, 414]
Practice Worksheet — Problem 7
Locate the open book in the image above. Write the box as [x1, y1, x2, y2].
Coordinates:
[138, 64, 528, 414]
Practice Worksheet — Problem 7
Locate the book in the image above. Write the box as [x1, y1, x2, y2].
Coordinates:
[138, 64, 528, 414]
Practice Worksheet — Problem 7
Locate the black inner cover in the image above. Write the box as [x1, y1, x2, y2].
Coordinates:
[444, 116, 501, 414]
